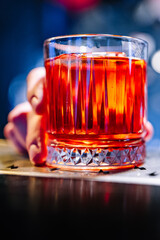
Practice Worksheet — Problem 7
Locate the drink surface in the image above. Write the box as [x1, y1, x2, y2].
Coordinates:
[45, 53, 146, 148]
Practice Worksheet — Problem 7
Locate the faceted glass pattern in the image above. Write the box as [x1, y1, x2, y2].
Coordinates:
[46, 143, 145, 171]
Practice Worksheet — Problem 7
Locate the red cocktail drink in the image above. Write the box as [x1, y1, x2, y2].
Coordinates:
[44, 35, 147, 171]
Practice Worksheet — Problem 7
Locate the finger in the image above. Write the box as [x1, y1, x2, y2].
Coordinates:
[8, 102, 32, 122]
[144, 121, 154, 142]
[27, 67, 46, 114]
[7, 102, 32, 148]
[26, 110, 47, 166]
[4, 122, 27, 154]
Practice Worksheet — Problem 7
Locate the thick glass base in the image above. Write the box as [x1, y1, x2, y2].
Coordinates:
[46, 141, 145, 172]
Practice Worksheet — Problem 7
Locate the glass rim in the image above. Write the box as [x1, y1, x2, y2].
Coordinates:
[44, 33, 148, 47]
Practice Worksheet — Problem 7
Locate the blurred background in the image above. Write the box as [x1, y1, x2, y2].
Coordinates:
[1, 0, 160, 147]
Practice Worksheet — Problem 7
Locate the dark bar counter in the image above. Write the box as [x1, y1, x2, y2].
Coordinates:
[0, 140, 160, 239]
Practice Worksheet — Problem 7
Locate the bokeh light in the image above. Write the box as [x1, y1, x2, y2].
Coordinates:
[151, 50, 160, 74]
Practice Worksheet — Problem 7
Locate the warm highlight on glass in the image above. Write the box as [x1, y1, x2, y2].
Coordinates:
[44, 34, 148, 171]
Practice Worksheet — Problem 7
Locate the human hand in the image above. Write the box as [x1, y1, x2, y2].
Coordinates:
[4, 67, 154, 166]
[4, 67, 47, 166]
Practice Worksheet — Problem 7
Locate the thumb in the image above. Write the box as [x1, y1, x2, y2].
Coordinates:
[144, 121, 154, 142]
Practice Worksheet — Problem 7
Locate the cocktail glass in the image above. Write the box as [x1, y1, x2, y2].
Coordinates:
[43, 34, 148, 171]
